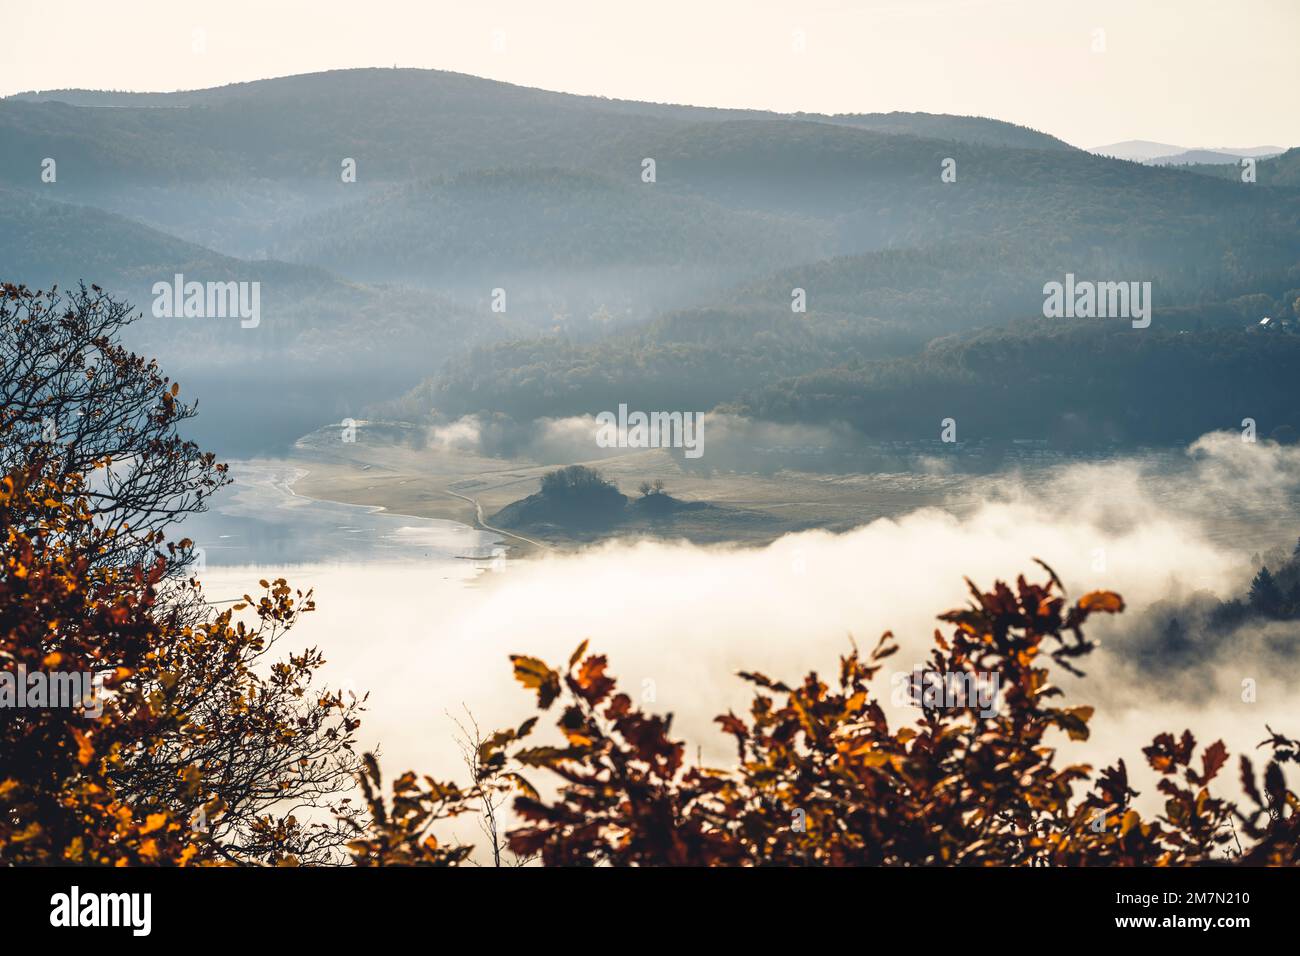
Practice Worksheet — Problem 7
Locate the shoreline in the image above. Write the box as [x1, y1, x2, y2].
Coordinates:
[278, 440, 993, 554]
[284, 461, 537, 558]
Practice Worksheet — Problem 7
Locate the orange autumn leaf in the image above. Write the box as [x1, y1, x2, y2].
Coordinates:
[1078, 590, 1125, 613]
[71, 728, 94, 766]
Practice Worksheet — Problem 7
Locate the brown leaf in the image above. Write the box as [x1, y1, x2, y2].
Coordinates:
[510, 655, 561, 709]
[1200, 740, 1229, 784]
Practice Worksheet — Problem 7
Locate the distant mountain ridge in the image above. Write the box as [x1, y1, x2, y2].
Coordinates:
[1178, 147, 1300, 187]
[1090, 140, 1286, 164]
[0, 69, 1100, 326]
[6, 68, 1074, 152]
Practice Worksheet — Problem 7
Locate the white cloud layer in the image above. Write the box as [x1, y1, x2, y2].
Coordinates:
[203, 430, 1300, 858]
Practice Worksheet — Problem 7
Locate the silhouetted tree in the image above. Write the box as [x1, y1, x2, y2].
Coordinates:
[539, 465, 615, 499]
[0, 287, 366, 865]
[1250, 566, 1285, 617]
[1162, 616, 1190, 655]
[0, 283, 228, 575]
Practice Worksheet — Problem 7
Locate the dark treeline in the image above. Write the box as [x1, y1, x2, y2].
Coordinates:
[738, 320, 1300, 445]
[1179, 147, 1300, 187]
[1126, 538, 1300, 679]
[393, 269, 1300, 447]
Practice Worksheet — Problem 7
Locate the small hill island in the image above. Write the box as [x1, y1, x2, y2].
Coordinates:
[490, 465, 716, 536]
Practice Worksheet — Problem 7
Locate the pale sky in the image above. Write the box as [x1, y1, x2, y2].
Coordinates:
[5, 0, 1298, 149]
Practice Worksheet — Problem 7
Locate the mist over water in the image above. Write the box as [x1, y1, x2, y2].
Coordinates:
[188, 431, 1300, 854]
[183, 460, 501, 567]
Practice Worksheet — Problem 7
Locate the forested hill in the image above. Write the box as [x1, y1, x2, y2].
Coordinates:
[386, 211, 1300, 434]
[1179, 147, 1300, 187]
[3, 68, 1296, 452]
[0, 70, 1093, 310]
[4, 68, 1074, 168]
[735, 319, 1300, 446]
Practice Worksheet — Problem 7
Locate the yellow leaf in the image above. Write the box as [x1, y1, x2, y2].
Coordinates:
[568, 639, 590, 668]
[504, 772, 539, 801]
[511, 655, 554, 689]
[510, 655, 561, 707]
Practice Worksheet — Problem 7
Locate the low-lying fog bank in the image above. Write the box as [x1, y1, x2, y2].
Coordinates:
[201, 430, 1300, 859]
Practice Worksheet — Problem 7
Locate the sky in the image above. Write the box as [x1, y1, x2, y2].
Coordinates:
[4, 0, 1298, 149]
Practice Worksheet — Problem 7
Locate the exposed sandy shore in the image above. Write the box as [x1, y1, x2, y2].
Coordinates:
[284, 425, 1298, 563]
[285, 423, 992, 554]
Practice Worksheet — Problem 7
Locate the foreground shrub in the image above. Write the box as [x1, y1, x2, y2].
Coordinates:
[361, 564, 1297, 866]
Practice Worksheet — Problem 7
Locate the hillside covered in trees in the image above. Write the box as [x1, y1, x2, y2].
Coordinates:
[3, 69, 1298, 456]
